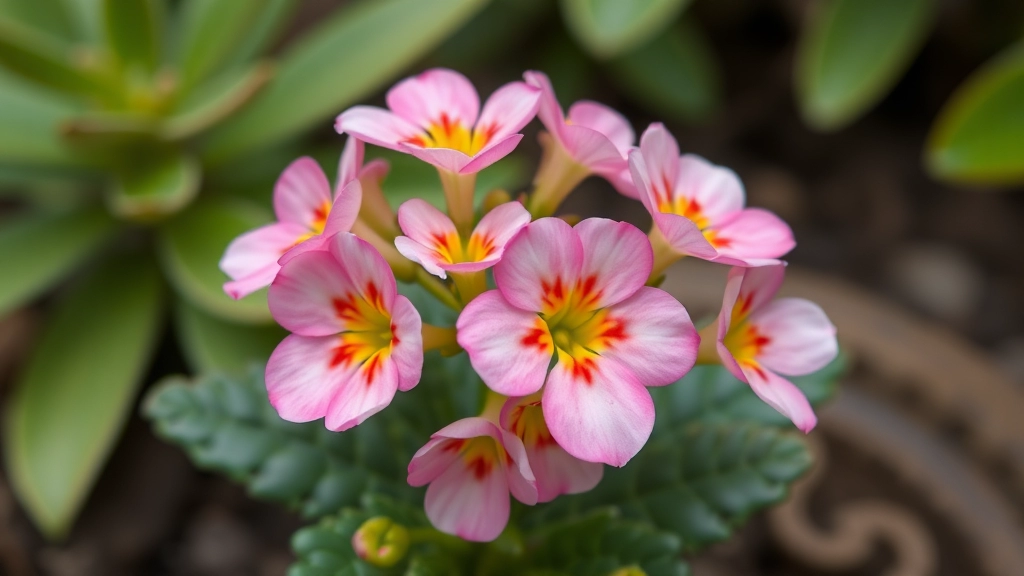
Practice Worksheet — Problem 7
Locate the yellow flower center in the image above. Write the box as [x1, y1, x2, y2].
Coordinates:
[328, 281, 398, 383]
[402, 113, 497, 156]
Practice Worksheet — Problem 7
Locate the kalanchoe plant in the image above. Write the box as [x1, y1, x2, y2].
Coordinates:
[143, 67, 842, 573]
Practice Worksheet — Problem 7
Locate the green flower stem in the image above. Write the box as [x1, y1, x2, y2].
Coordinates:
[646, 225, 683, 283]
[438, 169, 477, 238]
[415, 267, 462, 311]
[407, 526, 474, 554]
[525, 133, 590, 219]
[451, 270, 486, 306]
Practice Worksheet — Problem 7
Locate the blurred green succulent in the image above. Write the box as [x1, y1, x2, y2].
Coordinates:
[0, 0, 489, 539]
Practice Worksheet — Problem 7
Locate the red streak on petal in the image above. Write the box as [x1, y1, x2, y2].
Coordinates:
[391, 322, 400, 346]
[362, 353, 383, 385]
[467, 455, 493, 480]
[443, 439, 467, 453]
[567, 355, 597, 385]
[520, 322, 551, 353]
[333, 295, 360, 322]
[329, 343, 361, 368]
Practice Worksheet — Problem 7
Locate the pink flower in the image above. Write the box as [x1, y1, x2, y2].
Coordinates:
[407, 417, 537, 542]
[394, 199, 530, 279]
[335, 68, 540, 175]
[524, 70, 636, 197]
[265, 232, 423, 431]
[219, 138, 379, 299]
[456, 218, 699, 466]
[500, 395, 603, 502]
[715, 264, 837, 433]
[628, 123, 795, 267]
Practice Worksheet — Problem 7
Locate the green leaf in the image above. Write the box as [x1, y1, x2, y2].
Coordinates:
[526, 422, 811, 554]
[157, 197, 274, 324]
[559, 0, 693, 59]
[221, 0, 297, 69]
[174, 0, 281, 89]
[607, 19, 719, 124]
[0, 68, 95, 168]
[795, 0, 935, 131]
[101, 0, 162, 72]
[174, 298, 286, 375]
[0, 0, 76, 40]
[61, 0, 103, 44]
[202, 0, 489, 163]
[107, 149, 200, 220]
[0, 206, 116, 316]
[3, 254, 163, 538]
[162, 63, 275, 141]
[926, 40, 1024, 185]
[0, 17, 114, 98]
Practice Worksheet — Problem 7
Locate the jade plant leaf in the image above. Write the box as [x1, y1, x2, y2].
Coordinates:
[524, 421, 812, 554]
[795, 0, 935, 131]
[925, 40, 1024, 185]
[607, 19, 720, 124]
[0, 206, 116, 316]
[559, 0, 693, 59]
[202, 0, 489, 163]
[3, 255, 163, 538]
[174, 298, 286, 376]
[157, 197, 274, 324]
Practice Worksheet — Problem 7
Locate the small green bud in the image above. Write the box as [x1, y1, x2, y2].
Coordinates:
[351, 516, 410, 567]
[609, 566, 647, 576]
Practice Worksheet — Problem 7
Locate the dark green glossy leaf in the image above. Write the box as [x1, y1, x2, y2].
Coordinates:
[102, 0, 162, 72]
[107, 149, 200, 220]
[162, 63, 274, 141]
[174, 298, 285, 375]
[174, 0, 283, 89]
[0, 206, 116, 316]
[559, 0, 693, 59]
[203, 0, 489, 162]
[3, 255, 163, 538]
[795, 0, 935, 130]
[608, 19, 719, 123]
[157, 197, 274, 323]
[0, 17, 114, 98]
[926, 40, 1024, 184]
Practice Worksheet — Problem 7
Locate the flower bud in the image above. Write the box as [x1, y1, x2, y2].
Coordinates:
[609, 566, 647, 576]
[351, 516, 410, 567]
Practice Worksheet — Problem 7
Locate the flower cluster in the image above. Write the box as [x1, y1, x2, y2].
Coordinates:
[220, 68, 838, 543]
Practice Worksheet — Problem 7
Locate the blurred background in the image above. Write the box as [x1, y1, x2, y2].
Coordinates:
[1, 0, 1023, 574]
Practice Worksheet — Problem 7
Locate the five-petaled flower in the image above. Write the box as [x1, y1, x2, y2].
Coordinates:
[500, 394, 603, 502]
[407, 417, 537, 542]
[335, 68, 540, 176]
[628, 123, 795, 269]
[525, 71, 636, 200]
[265, 232, 422, 431]
[456, 217, 699, 467]
[219, 137, 382, 299]
[714, 264, 837, 433]
[394, 199, 530, 279]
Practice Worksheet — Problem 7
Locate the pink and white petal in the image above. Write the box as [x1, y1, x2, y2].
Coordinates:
[675, 154, 745, 220]
[602, 287, 699, 386]
[407, 437, 460, 487]
[523, 70, 569, 145]
[386, 68, 480, 129]
[395, 236, 449, 278]
[638, 123, 680, 199]
[389, 295, 424, 391]
[543, 355, 655, 467]
[277, 233, 329, 267]
[740, 364, 818, 433]
[327, 232, 398, 312]
[401, 144, 472, 174]
[716, 339, 747, 383]
[574, 218, 652, 308]
[716, 264, 787, 343]
[493, 218, 584, 312]
[471, 200, 531, 258]
[220, 221, 306, 283]
[335, 106, 424, 152]
[710, 208, 795, 264]
[273, 157, 332, 225]
[321, 179, 362, 237]
[460, 134, 524, 174]
[560, 124, 625, 171]
[751, 298, 837, 376]
[628, 149, 662, 218]
[595, 163, 638, 199]
[475, 81, 541, 143]
[397, 198, 459, 248]
[324, 356, 399, 431]
[337, 135, 364, 189]
[265, 334, 356, 423]
[223, 269, 276, 301]
[439, 260, 499, 274]
[433, 415, 505, 441]
[528, 442, 603, 503]
[652, 210, 719, 260]
[424, 452, 510, 542]
[269, 250, 352, 336]
[358, 158, 390, 183]
[456, 291, 553, 396]
[497, 428, 538, 505]
[567, 101, 634, 154]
